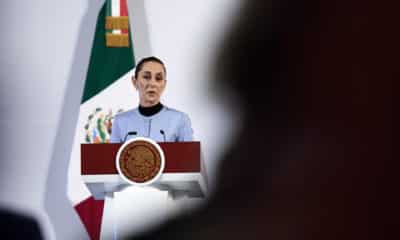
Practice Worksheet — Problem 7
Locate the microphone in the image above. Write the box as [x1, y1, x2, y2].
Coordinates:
[160, 130, 166, 142]
[122, 131, 137, 143]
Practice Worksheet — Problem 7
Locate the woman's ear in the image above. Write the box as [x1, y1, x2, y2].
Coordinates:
[132, 76, 138, 90]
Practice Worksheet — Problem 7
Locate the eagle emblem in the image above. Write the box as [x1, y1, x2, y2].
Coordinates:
[84, 107, 123, 143]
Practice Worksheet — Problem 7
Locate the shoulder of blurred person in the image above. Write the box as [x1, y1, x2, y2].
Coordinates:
[0, 208, 43, 239]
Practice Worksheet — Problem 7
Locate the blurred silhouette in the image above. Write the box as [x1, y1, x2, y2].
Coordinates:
[0, 208, 43, 239]
[128, 0, 397, 239]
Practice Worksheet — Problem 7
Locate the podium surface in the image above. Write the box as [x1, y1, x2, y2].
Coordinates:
[81, 142, 207, 199]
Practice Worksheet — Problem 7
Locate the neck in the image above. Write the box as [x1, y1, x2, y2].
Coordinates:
[138, 102, 163, 116]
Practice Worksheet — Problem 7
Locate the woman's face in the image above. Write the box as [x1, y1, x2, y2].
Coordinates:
[133, 61, 166, 107]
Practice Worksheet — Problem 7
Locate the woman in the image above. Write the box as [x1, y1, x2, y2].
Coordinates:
[110, 56, 193, 143]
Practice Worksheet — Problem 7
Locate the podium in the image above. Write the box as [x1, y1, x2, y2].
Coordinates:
[81, 142, 207, 239]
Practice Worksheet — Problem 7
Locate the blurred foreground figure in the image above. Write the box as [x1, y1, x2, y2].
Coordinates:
[129, 0, 397, 239]
[0, 209, 43, 239]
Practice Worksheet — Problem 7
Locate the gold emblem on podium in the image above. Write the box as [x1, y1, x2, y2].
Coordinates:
[116, 137, 165, 186]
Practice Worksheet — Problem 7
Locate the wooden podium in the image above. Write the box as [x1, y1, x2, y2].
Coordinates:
[81, 142, 207, 239]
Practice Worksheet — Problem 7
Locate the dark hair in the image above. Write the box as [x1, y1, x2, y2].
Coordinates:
[134, 56, 167, 78]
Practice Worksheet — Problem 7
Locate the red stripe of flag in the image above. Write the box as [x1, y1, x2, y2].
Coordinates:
[120, 0, 128, 34]
[75, 197, 105, 240]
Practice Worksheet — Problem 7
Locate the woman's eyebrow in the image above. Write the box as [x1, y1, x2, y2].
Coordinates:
[142, 71, 163, 76]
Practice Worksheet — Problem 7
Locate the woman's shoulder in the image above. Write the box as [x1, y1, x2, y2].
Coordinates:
[162, 106, 191, 125]
[114, 108, 138, 120]
[163, 106, 190, 118]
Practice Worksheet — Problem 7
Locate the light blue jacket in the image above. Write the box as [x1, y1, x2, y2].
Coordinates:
[110, 106, 193, 143]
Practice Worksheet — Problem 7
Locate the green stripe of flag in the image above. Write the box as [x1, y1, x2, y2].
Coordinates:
[81, 2, 135, 103]
[105, 0, 112, 34]
[106, 0, 112, 17]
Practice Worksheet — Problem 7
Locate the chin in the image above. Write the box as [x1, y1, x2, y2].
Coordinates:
[148, 97, 158, 102]
[145, 99, 159, 105]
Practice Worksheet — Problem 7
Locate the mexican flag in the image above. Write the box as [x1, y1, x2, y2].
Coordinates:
[68, 0, 136, 239]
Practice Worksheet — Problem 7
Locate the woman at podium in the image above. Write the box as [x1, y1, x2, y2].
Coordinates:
[110, 56, 193, 143]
